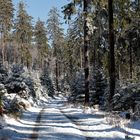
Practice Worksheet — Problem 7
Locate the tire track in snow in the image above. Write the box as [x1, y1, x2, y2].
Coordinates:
[29, 97, 89, 140]
[29, 108, 44, 139]
[53, 98, 91, 140]
[60, 110, 92, 140]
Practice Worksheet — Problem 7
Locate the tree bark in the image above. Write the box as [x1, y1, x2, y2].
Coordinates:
[55, 58, 59, 91]
[21, 44, 24, 65]
[1, 33, 5, 64]
[138, 0, 140, 11]
[53, 43, 59, 91]
[83, 0, 90, 106]
[129, 42, 133, 79]
[108, 0, 115, 107]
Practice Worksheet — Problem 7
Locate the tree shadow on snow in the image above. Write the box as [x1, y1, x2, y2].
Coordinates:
[1, 100, 140, 140]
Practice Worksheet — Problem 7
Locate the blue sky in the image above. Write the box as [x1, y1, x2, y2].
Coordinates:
[13, 0, 70, 30]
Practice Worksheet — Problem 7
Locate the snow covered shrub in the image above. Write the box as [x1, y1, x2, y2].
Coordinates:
[0, 61, 8, 84]
[133, 102, 140, 120]
[5, 64, 28, 97]
[2, 94, 30, 114]
[0, 62, 8, 115]
[0, 83, 7, 97]
[24, 77, 36, 98]
[59, 74, 70, 93]
[112, 82, 140, 112]
[40, 65, 54, 97]
[0, 84, 7, 98]
[68, 70, 85, 103]
[90, 67, 107, 106]
[105, 112, 122, 127]
[103, 87, 110, 110]
[125, 135, 135, 140]
[0, 84, 7, 115]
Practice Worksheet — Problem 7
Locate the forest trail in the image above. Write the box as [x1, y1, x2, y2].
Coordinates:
[2, 96, 87, 140]
[29, 96, 86, 140]
[1, 96, 140, 140]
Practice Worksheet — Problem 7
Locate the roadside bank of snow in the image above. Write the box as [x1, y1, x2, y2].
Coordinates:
[61, 103, 140, 140]
[0, 106, 42, 140]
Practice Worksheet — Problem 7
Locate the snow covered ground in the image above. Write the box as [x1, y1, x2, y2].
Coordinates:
[0, 95, 140, 140]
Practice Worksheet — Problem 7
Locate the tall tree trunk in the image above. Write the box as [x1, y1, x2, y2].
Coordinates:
[4, 37, 8, 64]
[108, 0, 115, 107]
[1, 33, 5, 64]
[55, 58, 59, 91]
[129, 42, 133, 79]
[83, 0, 90, 106]
[1, 25, 5, 64]
[58, 61, 61, 78]
[15, 43, 19, 63]
[80, 46, 83, 69]
[118, 63, 121, 80]
[2, 45, 4, 64]
[138, 0, 140, 10]
[0, 32, 2, 62]
[54, 43, 59, 91]
[21, 44, 24, 65]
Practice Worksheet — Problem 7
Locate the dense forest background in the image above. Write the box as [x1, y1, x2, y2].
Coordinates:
[0, 0, 140, 116]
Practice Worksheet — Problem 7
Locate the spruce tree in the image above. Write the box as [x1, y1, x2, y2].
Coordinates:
[5, 64, 27, 96]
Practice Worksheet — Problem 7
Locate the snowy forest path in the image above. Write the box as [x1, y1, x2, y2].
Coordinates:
[1, 95, 140, 140]
[29, 96, 87, 140]
[29, 108, 45, 139]
[3, 96, 88, 140]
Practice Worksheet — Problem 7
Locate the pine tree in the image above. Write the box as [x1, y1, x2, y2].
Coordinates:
[24, 77, 36, 98]
[34, 18, 48, 69]
[5, 64, 29, 98]
[0, 60, 8, 115]
[63, 17, 84, 81]
[0, 0, 14, 63]
[90, 67, 107, 106]
[69, 70, 85, 103]
[83, 0, 90, 106]
[0, 61, 8, 84]
[13, 1, 33, 67]
[5, 64, 27, 96]
[40, 62, 54, 97]
[0, 83, 7, 115]
[68, 16, 84, 69]
[47, 7, 64, 91]
[108, 0, 115, 109]
[63, 0, 93, 106]
[65, 27, 76, 75]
